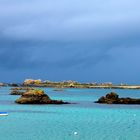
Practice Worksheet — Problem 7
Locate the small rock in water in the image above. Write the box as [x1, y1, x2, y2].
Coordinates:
[74, 132, 78, 135]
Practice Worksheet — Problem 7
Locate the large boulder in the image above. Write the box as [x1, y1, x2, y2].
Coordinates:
[15, 89, 69, 104]
[95, 92, 140, 104]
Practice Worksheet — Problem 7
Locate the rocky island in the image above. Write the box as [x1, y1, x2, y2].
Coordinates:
[15, 89, 69, 104]
[95, 92, 140, 104]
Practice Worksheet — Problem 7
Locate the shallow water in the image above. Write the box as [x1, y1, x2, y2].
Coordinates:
[0, 87, 140, 140]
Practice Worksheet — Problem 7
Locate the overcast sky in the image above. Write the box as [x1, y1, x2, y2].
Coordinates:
[0, 0, 140, 83]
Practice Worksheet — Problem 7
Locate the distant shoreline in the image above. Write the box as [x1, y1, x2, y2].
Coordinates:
[30, 85, 140, 89]
[1, 83, 140, 89]
[1, 79, 140, 89]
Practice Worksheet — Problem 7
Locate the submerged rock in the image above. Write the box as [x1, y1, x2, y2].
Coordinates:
[95, 92, 140, 104]
[11, 87, 35, 90]
[53, 88, 65, 92]
[9, 83, 19, 87]
[15, 89, 69, 104]
[10, 90, 25, 95]
[10, 87, 35, 95]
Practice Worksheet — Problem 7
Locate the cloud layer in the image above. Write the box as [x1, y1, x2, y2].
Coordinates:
[0, 0, 140, 83]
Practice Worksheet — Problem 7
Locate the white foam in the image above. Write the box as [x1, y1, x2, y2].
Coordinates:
[74, 132, 78, 135]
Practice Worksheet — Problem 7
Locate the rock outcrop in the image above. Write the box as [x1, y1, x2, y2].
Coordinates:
[95, 92, 140, 104]
[15, 89, 69, 104]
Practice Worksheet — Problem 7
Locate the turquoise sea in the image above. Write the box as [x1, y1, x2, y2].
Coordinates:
[0, 87, 140, 140]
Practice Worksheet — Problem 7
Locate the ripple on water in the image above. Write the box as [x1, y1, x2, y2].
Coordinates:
[0, 87, 140, 140]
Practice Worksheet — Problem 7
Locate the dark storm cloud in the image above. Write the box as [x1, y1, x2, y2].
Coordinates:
[0, 0, 140, 83]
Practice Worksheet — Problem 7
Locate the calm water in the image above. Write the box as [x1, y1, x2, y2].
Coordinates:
[0, 87, 140, 140]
